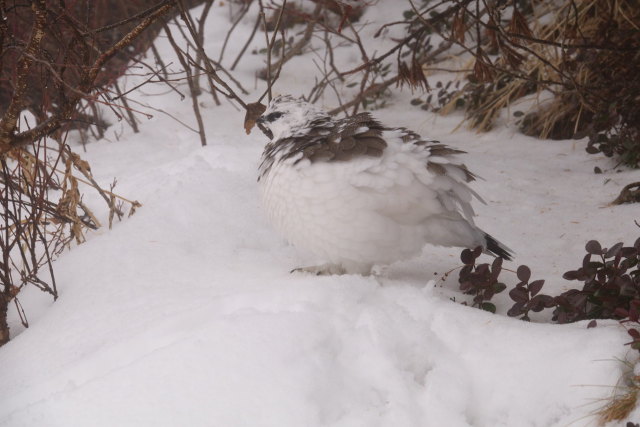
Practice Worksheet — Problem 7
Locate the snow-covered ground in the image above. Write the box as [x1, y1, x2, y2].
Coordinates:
[1, 1, 640, 426]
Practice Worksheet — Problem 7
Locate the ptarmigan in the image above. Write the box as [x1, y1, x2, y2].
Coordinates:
[257, 95, 512, 275]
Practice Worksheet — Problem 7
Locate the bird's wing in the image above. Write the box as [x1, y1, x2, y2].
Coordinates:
[292, 113, 388, 162]
[345, 127, 483, 226]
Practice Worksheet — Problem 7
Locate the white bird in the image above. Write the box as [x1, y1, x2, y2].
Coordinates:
[257, 95, 512, 275]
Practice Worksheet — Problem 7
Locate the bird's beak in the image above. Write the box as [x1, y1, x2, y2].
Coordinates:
[256, 116, 273, 139]
[255, 116, 273, 139]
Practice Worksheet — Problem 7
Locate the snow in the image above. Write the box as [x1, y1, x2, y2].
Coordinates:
[1, 1, 640, 426]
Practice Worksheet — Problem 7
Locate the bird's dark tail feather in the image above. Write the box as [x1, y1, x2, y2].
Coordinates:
[484, 233, 513, 261]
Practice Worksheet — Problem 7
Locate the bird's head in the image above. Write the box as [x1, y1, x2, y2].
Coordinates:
[257, 95, 329, 140]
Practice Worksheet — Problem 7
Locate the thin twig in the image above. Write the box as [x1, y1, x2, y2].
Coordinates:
[259, 1, 321, 84]
[231, 12, 261, 71]
[163, 22, 207, 146]
[113, 81, 139, 133]
[219, 0, 250, 63]
[258, 0, 288, 102]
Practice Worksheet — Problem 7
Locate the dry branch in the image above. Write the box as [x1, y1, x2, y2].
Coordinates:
[0, 0, 176, 347]
[0, 0, 47, 152]
[164, 21, 207, 146]
[1, 0, 175, 155]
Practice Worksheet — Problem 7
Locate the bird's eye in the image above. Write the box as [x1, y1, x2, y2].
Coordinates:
[266, 112, 283, 122]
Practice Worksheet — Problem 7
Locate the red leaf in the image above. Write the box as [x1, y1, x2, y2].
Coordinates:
[509, 287, 528, 303]
[605, 242, 623, 258]
[461, 249, 474, 265]
[528, 279, 545, 297]
[490, 257, 503, 281]
[507, 302, 526, 317]
[585, 240, 602, 255]
[516, 265, 531, 282]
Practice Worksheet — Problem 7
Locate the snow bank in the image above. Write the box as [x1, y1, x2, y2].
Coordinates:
[1, 1, 639, 426]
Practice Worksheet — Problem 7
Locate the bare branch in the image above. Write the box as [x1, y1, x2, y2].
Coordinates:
[0, 0, 47, 151]
[163, 22, 207, 146]
[231, 12, 261, 71]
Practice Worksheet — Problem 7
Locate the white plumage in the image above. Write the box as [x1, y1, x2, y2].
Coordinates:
[257, 95, 511, 274]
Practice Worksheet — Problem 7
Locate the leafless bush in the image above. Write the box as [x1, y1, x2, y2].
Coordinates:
[0, 0, 175, 346]
[373, 1, 639, 167]
[0, 0, 304, 345]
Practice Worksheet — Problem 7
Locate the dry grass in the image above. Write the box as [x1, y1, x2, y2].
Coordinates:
[597, 372, 640, 424]
[515, 0, 639, 139]
[420, 0, 639, 155]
